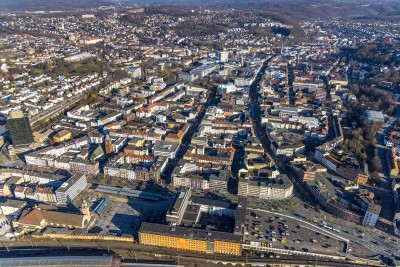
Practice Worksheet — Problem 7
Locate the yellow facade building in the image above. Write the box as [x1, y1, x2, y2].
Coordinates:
[390, 148, 399, 177]
[139, 222, 242, 255]
[53, 129, 73, 143]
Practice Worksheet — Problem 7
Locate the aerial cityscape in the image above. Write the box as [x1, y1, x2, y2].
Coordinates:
[0, 0, 399, 266]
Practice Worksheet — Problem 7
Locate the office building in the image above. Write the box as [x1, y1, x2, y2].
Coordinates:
[218, 51, 229, 63]
[139, 222, 242, 255]
[55, 173, 87, 205]
[6, 110, 34, 148]
[362, 204, 381, 227]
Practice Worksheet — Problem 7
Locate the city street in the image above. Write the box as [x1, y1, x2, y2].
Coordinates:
[244, 54, 400, 259]
[375, 102, 400, 222]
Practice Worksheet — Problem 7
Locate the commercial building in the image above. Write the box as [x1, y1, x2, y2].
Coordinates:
[153, 140, 180, 159]
[209, 170, 229, 193]
[218, 51, 229, 63]
[191, 196, 236, 218]
[53, 129, 73, 143]
[6, 110, 34, 148]
[0, 199, 27, 216]
[65, 52, 94, 62]
[171, 162, 229, 192]
[126, 65, 142, 78]
[55, 173, 87, 205]
[178, 72, 198, 82]
[166, 188, 191, 225]
[190, 64, 217, 78]
[315, 150, 369, 185]
[146, 185, 245, 255]
[364, 110, 385, 122]
[290, 161, 327, 182]
[139, 222, 242, 255]
[362, 204, 381, 227]
[238, 174, 293, 200]
[304, 173, 363, 224]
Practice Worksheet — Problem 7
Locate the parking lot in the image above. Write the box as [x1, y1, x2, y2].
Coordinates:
[89, 197, 173, 238]
[245, 211, 345, 255]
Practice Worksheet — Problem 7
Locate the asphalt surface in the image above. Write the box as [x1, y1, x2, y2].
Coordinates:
[375, 102, 400, 222]
[248, 55, 276, 154]
[246, 211, 345, 255]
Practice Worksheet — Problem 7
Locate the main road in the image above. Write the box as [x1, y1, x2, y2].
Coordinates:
[248, 55, 276, 153]
[375, 102, 400, 222]
[161, 85, 220, 184]
[246, 55, 398, 260]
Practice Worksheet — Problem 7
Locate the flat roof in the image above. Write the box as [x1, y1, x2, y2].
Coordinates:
[0, 199, 26, 209]
[140, 222, 242, 243]
[0, 256, 115, 267]
[240, 173, 293, 189]
[365, 110, 384, 120]
[191, 196, 236, 210]
[170, 189, 189, 213]
[153, 140, 180, 152]
[368, 204, 382, 215]
[55, 173, 85, 194]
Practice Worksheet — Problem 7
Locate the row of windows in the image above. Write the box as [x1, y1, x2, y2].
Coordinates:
[141, 235, 207, 248]
[141, 234, 240, 254]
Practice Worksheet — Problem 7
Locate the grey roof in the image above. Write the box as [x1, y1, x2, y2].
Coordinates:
[153, 140, 180, 152]
[365, 110, 384, 120]
[191, 196, 236, 210]
[234, 197, 247, 235]
[0, 199, 26, 209]
[55, 173, 85, 194]
[140, 222, 242, 243]
[0, 256, 114, 267]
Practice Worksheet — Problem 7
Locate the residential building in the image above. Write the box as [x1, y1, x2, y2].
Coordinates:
[0, 199, 27, 216]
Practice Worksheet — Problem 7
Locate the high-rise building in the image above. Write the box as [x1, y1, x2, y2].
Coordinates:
[218, 51, 229, 63]
[105, 135, 114, 155]
[55, 173, 87, 205]
[6, 111, 34, 148]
